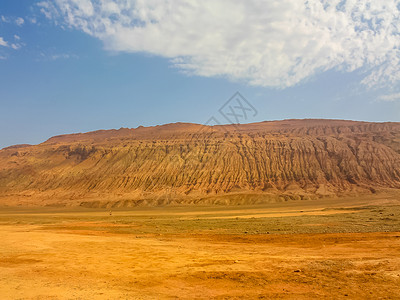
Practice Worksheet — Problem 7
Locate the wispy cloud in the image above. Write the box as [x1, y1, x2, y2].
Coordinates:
[0, 16, 26, 53]
[0, 37, 8, 47]
[11, 43, 21, 50]
[50, 53, 77, 60]
[0, 36, 23, 51]
[37, 2, 53, 20]
[1, 15, 25, 26]
[378, 93, 400, 102]
[39, 0, 400, 89]
[38, 52, 79, 61]
[28, 17, 37, 24]
[15, 17, 24, 26]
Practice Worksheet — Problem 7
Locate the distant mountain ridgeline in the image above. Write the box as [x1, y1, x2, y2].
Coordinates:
[1, 119, 400, 207]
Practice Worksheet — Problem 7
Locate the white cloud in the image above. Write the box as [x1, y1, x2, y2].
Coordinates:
[14, 35, 20, 40]
[15, 17, 24, 26]
[39, 0, 400, 88]
[0, 55, 6, 60]
[11, 43, 21, 50]
[378, 92, 400, 102]
[0, 37, 8, 47]
[0, 37, 23, 50]
[50, 53, 73, 60]
[1, 16, 26, 27]
[38, 52, 79, 61]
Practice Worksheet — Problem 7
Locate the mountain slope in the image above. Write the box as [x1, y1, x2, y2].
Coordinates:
[1, 119, 400, 207]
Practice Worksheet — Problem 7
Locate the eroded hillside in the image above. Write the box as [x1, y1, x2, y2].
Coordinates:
[1, 119, 400, 207]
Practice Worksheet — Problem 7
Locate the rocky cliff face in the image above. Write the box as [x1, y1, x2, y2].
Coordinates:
[1, 119, 400, 207]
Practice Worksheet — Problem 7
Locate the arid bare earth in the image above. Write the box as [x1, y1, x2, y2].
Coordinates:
[1, 199, 400, 299]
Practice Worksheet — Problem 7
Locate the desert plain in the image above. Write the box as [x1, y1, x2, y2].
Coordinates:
[1, 193, 400, 299]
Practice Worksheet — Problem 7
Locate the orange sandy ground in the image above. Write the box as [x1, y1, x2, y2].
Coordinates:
[1, 203, 400, 299]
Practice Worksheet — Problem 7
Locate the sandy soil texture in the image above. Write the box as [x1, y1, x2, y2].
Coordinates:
[1, 198, 400, 299]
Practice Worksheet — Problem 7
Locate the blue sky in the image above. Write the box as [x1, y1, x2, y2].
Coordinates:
[1, 0, 400, 148]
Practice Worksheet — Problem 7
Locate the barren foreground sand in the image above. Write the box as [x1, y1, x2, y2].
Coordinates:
[1, 196, 400, 299]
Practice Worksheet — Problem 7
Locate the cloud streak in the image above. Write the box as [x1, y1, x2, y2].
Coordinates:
[378, 93, 400, 102]
[39, 0, 400, 89]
